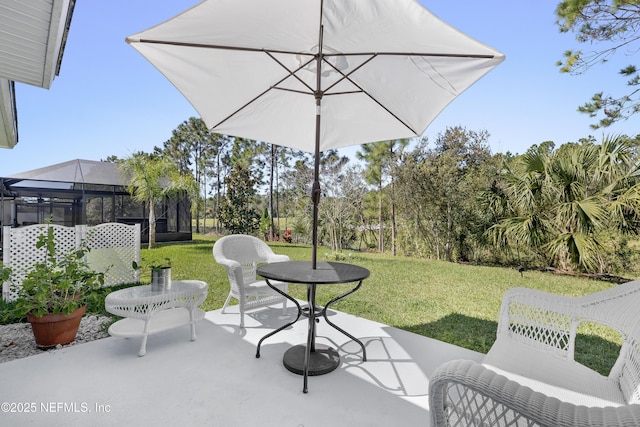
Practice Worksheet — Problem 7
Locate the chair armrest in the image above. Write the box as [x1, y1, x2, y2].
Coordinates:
[266, 254, 290, 263]
[215, 256, 242, 271]
[500, 287, 577, 313]
[429, 359, 640, 427]
[213, 256, 245, 289]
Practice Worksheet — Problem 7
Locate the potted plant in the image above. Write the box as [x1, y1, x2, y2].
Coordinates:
[132, 257, 172, 292]
[0, 221, 105, 348]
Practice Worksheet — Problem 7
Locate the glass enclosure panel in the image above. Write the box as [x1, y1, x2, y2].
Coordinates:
[103, 196, 114, 222]
[178, 196, 191, 233]
[86, 197, 103, 225]
[14, 199, 74, 227]
[3, 190, 191, 243]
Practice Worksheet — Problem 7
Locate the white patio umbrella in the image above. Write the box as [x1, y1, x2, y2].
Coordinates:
[126, 0, 504, 267]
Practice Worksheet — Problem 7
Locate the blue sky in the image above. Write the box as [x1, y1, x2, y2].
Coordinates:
[2, 0, 638, 176]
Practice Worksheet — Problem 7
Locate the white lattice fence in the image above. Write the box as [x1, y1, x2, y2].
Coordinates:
[2, 223, 141, 301]
[2, 224, 77, 287]
[80, 223, 141, 287]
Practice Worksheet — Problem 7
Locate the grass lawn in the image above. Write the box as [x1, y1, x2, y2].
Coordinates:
[1, 233, 627, 375]
[136, 234, 624, 375]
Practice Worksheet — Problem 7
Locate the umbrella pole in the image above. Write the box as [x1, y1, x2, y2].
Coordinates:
[311, 95, 321, 270]
[311, 22, 324, 270]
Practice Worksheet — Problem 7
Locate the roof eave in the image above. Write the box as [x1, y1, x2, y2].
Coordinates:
[42, 0, 76, 89]
[0, 79, 18, 149]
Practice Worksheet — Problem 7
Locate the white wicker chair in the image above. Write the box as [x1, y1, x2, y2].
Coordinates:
[213, 234, 290, 328]
[429, 280, 640, 426]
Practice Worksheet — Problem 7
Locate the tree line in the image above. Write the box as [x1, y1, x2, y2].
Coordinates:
[112, 119, 640, 276]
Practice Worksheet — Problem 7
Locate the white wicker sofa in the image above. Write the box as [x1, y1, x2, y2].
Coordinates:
[429, 280, 640, 426]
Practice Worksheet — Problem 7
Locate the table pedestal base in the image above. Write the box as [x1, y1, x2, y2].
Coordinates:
[283, 344, 340, 376]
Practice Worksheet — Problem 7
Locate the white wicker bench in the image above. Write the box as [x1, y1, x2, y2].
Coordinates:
[429, 280, 640, 426]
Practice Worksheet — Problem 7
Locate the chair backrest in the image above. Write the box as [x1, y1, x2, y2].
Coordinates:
[214, 234, 277, 263]
[578, 280, 640, 404]
[213, 234, 279, 285]
[497, 280, 640, 405]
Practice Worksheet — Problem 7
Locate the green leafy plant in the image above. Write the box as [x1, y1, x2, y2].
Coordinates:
[131, 257, 171, 274]
[0, 222, 105, 319]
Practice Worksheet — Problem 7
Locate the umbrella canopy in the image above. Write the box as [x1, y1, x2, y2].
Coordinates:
[126, 0, 504, 266]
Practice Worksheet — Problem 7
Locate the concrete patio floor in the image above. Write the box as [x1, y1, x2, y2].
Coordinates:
[0, 303, 483, 426]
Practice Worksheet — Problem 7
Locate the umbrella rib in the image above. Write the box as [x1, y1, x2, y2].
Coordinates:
[210, 89, 269, 130]
[321, 54, 377, 94]
[355, 84, 419, 135]
[324, 51, 497, 60]
[209, 71, 309, 130]
[134, 38, 315, 58]
[135, 38, 320, 98]
[265, 51, 316, 95]
[211, 51, 320, 128]
[273, 87, 361, 96]
[272, 87, 315, 96]
[134, 38, 496, 60]
[322, 90, 362, 96]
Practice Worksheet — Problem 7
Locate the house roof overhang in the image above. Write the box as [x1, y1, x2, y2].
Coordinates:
[0, 80, 17, 149]
[0, 0, 76, 149]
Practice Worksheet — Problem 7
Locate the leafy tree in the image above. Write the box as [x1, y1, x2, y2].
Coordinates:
[395, 127, 497, 261]
[272, 147, 306, 238]
[259, 207, 270, 240]
[319, 165, 365, 252]
[281, 154, 315, 243]
[386, 140, 409, 257]
[120, 152, 197, 249]
[229, 138, 266, 174]
[218, 164, 260, 234]
[209, 134, 233, 233]
[161, 117, 218, 233]
[357, 139, 409, 255]
[357, 142, 387, 252]
[305, 150, 349, 249]
[556, 0, 640, 128]
[259, 146, 307, 240]
[276, 149, 349, 245]
[102, 155, 120, 163]
[489, 134, 640, 273]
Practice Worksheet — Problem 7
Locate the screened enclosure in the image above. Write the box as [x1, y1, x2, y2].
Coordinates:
[0, 159, 192, 244]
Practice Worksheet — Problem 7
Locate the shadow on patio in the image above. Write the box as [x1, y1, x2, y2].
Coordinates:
[406, 313, 499, 355]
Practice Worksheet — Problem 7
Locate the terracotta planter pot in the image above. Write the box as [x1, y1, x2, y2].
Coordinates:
[27, 305, 87, 348]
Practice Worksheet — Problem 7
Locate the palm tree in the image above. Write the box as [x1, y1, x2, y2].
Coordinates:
[489, 135, 640, 273]
[120, 152, 197, 249]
